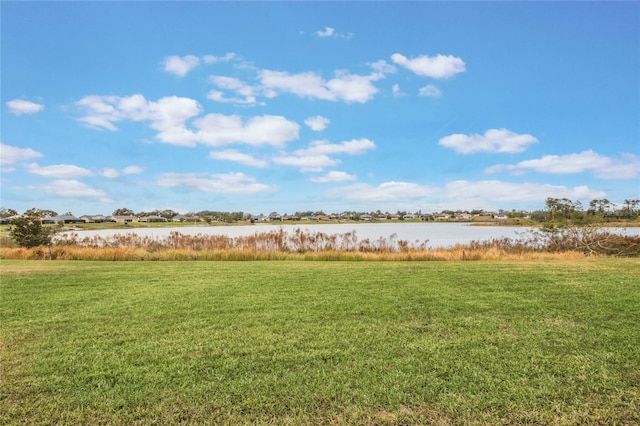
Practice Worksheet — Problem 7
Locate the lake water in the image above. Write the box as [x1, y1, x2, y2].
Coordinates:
[64, 222, 640, 249]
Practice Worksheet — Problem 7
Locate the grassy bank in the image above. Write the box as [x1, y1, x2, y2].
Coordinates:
[2, 259, 639, 424]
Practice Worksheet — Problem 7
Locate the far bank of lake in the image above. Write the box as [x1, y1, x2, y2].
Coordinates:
[64, 222, 640, 249]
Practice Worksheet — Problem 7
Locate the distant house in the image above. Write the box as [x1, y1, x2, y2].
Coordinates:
[172, 215, 200, 222]
[80, 214, 111, 223]
[139, 215, 167, 223]
[402, 214, 416, 220]
[110, 215, 138, 223]
[43, 214, 82, 224]
[0, 215, 21, 224]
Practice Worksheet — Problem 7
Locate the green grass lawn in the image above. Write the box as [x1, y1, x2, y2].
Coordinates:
[1, 259, 639, 425]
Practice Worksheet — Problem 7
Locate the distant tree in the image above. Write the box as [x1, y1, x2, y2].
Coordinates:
[9, 212, 60, 248]
[588, 199, 613, 216]
[545, 198, 582, 222]
[0, 208, 18, 218]
[159, 209, 178, 219]
[112, 208, 135, 216]
[24, 208, 58, 218]
[621, 199, 640, 218]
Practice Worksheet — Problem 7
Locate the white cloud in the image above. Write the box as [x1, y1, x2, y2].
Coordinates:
[101, 165, 145, 178]
[392, 84, 404, 97]
[259, 70, 335, 100]
[164, 55, 200, 77]
[208, 75, 263, 105]
[206, 90, 260, 106]
[7, 99, 45, 115]
[445, 180, 606, 202]
[439, 129, 538, 154]
[326, 72, 382, 103]
[37, 179, 110, 200]
[210, 75, 256, 95]
[297, 138, 376, 156]
[309, 171, 357, 183]
[369, 60, 397, 74]
[259, 69, 382, 103]
[194, 114, 299, 148]
[304, 116, 330, 131]
[76, 94, 202, 146]
[315, 26, 352, 39]
[202, 52, 236, 63]
[419, 84, 442, 97]
[157, 172, 272, 194]
[24, 163, 94, 178]
[122, 165, 145, 175]
[316, 26, 335, 37]
[146, 96, 202, 146]
[272, 153, 339, 172]
[391, 53, 466, 79]
[485, 150, 640, 179]
[275, 138, 375, 172]
[0, 143, 43, 165]
[338, 181, 437, 201]
[101, 168, 120, 178]
[76, 94, 300, 148]
[209, 150, 268, 168]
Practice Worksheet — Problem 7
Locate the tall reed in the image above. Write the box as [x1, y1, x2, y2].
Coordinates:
[2, 226, 636, 261]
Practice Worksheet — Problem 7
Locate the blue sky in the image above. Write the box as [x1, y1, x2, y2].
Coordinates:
[2, 1, 638, 215]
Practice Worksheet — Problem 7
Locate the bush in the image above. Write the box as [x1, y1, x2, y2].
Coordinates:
[8, 213, 60, 248]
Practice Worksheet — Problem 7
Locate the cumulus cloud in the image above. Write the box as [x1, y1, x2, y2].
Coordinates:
[0, 143, 43, 165]
[309, 171, 357, 183]
[76, 94, 201, 141]
[7, 99, 45, 115]
[209, 150, 268, 168]
[37, 179, 110, 200]
[122, 165, 145, 175]
[208, 75, 262, 105]
[272, 153, 339, 172]
[194, 114, 299, 148]
[157, 172, 272, 193]
[392, 84, 404, 97]
[316, 26, 335, 37]
[76, 94, 301, 148]
[439, 129, 538, 154]
[315, 26, 352, 39]
[297, 138, 376, 156]
[369, 60, 397, 74]
[259, 69, 382, 103]
[24, 163, 94, 178]
[485, 150, 640, 179]
[101, 165, 145, 178]
[164, 55, 200, 77]
[274, 138, 375, 172]
[337, 181, 437, 201]
[202, 52, 236, 63]
[304, 116, 330, 131]
[391, 53, 466, 79]
[444, 180, 606, 202]
[419, 84, 442, 97]
[101, 168, 120, 178]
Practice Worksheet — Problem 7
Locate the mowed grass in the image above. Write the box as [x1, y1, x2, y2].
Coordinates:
[1, 259, 639, 425]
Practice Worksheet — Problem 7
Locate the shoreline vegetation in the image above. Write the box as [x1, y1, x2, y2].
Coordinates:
[1, 224, 639, 261]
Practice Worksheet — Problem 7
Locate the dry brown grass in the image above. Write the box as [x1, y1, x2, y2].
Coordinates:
[3, 227, 633, 261]
[0, 245, 590, 262]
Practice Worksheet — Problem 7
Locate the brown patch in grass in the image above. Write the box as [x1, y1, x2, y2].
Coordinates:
[543, 317, 577, 328]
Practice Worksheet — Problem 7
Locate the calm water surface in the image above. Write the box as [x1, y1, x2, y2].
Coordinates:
[66, 222, 640, 248]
